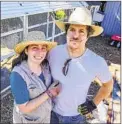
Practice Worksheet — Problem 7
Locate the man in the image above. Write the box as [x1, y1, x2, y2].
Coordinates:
[48, 7, 113, 123]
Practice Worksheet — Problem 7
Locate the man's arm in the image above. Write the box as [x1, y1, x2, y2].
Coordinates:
[78, 58, 113, 115]
[77, 79, 113, 116]
[93, 79, 113, 106]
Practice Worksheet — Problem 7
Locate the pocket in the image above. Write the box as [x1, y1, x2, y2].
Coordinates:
[71, 115, 86, 123]
[22, 116, 41, 123]
[22, 113, 51, 123]
[28, 84, 43, 99]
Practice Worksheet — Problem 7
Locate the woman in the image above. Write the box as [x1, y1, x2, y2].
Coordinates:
[10, 31, 61, 123]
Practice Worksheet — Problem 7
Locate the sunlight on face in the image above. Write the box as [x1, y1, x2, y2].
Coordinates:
[67, 24, 88, 50]
[29, 44, 47, 52]
[25, 44, 48, 64]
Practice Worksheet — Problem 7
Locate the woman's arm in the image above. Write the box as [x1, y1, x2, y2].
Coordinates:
[10, 72, 49, 113]
[18, 82, 61, 114]
[18, 92, 49, 113]
[10, 72, 60, 114]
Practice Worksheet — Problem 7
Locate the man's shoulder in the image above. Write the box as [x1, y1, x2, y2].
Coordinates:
[49, 44, 66, 54]
[53, 44, 66, 50]
[87, 49, 105, 64]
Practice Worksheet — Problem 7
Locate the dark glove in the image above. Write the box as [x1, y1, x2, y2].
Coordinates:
[77, 100, 97, 115]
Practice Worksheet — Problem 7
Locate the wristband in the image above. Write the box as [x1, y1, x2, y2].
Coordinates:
[46, 90, 53, 98]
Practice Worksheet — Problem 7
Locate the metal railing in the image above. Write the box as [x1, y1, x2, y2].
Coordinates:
[1, 9, 74, 62]
[1, 9, 74, 98]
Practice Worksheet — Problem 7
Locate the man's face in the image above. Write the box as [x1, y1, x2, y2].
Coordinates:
[66, 24, 88, 50]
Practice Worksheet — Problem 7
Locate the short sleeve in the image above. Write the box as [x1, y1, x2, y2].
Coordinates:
[10, 72, 29, 104]
[96, 58, 112, 83]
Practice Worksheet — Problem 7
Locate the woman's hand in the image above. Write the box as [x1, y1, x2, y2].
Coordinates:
[47, 81, 61, 98]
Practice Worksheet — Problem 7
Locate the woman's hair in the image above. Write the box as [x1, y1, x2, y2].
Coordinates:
[12, 47, 49, 69]
[12, 50, 28, 69]
[65, 24, 95, 37]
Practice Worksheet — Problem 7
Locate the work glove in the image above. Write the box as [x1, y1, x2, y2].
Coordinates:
[46, 81, 61, 98]
[77, 100, 97, 115]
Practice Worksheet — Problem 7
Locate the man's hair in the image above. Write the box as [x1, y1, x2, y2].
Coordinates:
[65, 24, 95, 37]
[65, 24, 70, 34]
[86, 26, 95, 37]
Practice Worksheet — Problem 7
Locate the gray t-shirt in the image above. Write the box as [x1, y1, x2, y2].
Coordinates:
[48, 44, 112, 116]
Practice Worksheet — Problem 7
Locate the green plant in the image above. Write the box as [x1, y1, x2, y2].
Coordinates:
[55, 10, 66, 20]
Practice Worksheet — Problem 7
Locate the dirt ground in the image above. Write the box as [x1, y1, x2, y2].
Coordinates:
[1, 36, 121, 123]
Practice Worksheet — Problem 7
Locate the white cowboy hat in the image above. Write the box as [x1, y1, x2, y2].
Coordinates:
[14, 31, 57, 54]
[55, 7, 103, 37]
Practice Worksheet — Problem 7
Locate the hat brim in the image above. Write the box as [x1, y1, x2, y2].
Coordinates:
[55, 20, 103, 37]
[14, 41, 57, 54]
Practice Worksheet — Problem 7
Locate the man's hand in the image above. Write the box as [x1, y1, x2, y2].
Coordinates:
[77, 100, 97, 115]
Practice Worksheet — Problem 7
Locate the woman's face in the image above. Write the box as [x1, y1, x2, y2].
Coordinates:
[25, 44, 48, 64]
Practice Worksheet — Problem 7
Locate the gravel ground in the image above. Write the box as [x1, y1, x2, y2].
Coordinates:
[1, 36, 121, 123]
[1, 93, 13, 123]
[87, 36, 120, 65]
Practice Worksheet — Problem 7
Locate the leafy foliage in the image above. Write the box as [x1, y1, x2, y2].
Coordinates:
[55, 10, 66, 20]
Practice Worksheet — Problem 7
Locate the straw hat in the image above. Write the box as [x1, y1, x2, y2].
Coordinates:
[14, 31, 57, 54]
[55, 7, 103, 37]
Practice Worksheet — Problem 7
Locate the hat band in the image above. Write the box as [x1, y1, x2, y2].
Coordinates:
[67, 21, 92, 26]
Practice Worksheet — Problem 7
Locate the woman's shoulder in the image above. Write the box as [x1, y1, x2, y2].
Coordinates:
[10, 71, 24, 82]
[12, 64, 22, 73]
